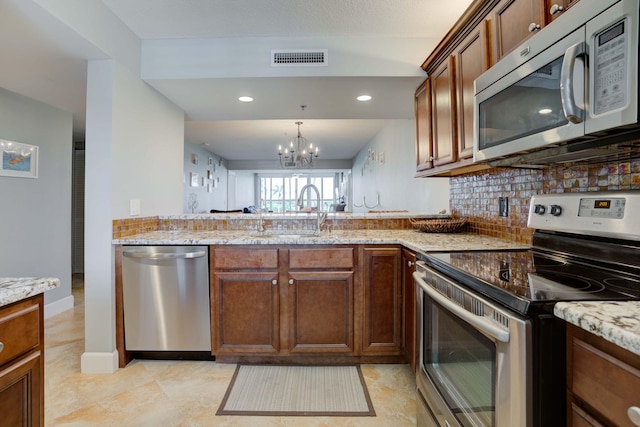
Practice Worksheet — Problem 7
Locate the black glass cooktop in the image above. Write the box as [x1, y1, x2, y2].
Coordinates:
[422, 250, 640, 314]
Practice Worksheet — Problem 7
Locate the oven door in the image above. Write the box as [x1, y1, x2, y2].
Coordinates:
[414, 265, 531, 427]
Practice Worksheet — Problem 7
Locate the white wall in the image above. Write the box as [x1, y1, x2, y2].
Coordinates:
[111, 66, 184, 218]
[182, 142, 228, 212]
[351, 120, 449, 213]
[0, 86, 72, 313]
[83, 60, 184, 374]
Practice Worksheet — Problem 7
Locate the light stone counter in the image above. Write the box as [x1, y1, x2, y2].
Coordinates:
[554, 301, 640, 356]
[113, 229, 528, 252]
[0, 277, 60, 308]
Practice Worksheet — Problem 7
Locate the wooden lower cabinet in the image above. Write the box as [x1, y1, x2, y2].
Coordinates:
[211, 247, 280, 356]
[0, 295, 44, 427]
[287, 270, 354, 353]
[362, 246, 402, 355]
[402, 248, 417, 372]
[211, 245, 407, 364]
[566, 323, 640, 427]
[211, 245, 358, 361]
[212, 271, 280, 354]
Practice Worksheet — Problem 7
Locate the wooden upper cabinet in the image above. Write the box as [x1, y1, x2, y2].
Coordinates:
[454, 19, 490, 160]
[491, 0, 544, 63]
[430, 55, 458, 167]
[415, 79, 433, 171]
[544, 0, 580, 23]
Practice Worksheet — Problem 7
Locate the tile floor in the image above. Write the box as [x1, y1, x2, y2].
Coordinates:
[44, 277, 417, 426]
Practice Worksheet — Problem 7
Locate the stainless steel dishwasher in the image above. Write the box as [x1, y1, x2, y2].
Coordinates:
[121, 245, 211, 352]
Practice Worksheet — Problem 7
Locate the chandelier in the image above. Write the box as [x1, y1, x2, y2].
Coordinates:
[278, 121, 318, 168]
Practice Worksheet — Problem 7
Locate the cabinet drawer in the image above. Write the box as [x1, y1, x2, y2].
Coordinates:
[0, 300, 40, 367]
[571, 337, 640, 426]
[289, 248, 354, 269]
[213, 247, 278, 269]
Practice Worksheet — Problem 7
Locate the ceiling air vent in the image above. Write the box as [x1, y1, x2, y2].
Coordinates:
[271, 49, 328, 67]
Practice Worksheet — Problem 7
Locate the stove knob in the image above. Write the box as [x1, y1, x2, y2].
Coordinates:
[534, 204, 546, 215]
[549, 205, 562, 216]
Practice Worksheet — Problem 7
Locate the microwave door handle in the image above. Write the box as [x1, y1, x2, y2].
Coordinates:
[414, 272, 510, 343]
[560, 41, 586, 124]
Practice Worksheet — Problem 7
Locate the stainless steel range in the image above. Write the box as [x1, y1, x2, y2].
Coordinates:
[414, 191, 640, 427]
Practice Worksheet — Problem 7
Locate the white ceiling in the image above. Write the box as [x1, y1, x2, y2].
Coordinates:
[0, 0, 474, 166]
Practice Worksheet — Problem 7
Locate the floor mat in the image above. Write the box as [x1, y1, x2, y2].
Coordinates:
[216, 364, 376, 416]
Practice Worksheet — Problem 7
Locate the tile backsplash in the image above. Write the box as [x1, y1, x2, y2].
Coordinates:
[450, 159, 640, 244]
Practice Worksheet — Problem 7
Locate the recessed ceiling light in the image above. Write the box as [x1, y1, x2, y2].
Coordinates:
[357, 95, 372, 102]
[238, 96, 254, 102]
[538, 108, 552, 115]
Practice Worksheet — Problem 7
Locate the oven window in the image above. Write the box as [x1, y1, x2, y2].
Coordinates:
[423, 298, 496, 426]
[478, 56, 568, 150]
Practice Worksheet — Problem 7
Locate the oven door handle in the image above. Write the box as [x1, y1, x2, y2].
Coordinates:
[414, 272, 510, 343]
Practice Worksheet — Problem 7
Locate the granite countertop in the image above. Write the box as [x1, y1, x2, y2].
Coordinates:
[554, 301, 640, 356]
[0, 277, 60, 308]
[113, 229, 529, 252]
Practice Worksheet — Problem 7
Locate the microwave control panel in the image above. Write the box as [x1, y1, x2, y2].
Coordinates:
[593, 19, 628, 114]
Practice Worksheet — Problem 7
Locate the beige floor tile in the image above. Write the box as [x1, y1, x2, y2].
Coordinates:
[45, 284, 417, 426]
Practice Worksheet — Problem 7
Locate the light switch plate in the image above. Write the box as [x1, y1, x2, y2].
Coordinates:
[130, 199, 141, 216]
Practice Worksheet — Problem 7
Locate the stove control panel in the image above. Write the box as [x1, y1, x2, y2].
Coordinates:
[528, 191, 640, 241]
[578, 197, 625, 219]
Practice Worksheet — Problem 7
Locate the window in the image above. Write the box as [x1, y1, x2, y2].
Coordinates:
[259, 174, 336, 212]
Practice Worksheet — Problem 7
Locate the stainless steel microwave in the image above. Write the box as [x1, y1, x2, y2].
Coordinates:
[474, 0, 639, 166]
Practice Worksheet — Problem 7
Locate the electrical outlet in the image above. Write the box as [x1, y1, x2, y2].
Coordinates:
[499, 197, 509, 217]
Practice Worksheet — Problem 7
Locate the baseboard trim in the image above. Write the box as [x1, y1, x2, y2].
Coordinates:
[44, 295, 74, 319]
[81, 350, 119, 374]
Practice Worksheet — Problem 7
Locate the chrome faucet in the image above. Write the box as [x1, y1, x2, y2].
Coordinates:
[297, 184, 327, 234]
[296, 184, 321, 211]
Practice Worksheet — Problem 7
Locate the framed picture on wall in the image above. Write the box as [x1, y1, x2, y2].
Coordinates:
[207, 170, 212, 179]
[208, 157, 213, 166]
[190, 172, 199, 187]
[191, 153, 198, 165]
[0, 140, 39, 178]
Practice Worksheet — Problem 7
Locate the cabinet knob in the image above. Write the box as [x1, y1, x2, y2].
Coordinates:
[289, 279, 295, 285]
[528, 22, 541, 32]
[0, 342, 3, 353]
[550, 4, 564, 15]
[407, 261, 414, 267]
[628, 406, 640, 426]
[271, 279, 277, 285]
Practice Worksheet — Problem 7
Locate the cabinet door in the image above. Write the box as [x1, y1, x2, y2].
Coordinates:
[430, 56, 458, 166]
[401, 248, 417, 372]
[491, 0, 544, 63]
[454, 20, 490, 160]
[0, 352, 42, 427]
[415, 79, 433, 171]
[362, 247, 402, 355]
[545, 0, 580, 23]
[212, 272, 279, 354]
[287, 271, 355, 353]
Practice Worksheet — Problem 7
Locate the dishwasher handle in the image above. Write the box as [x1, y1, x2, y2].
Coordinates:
[123, 250, 207, 260]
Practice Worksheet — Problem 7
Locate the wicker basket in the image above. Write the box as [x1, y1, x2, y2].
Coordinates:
[409, 217, 468, 233]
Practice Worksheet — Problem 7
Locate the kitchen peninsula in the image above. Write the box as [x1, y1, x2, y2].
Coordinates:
[113, 212, 527, 367]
